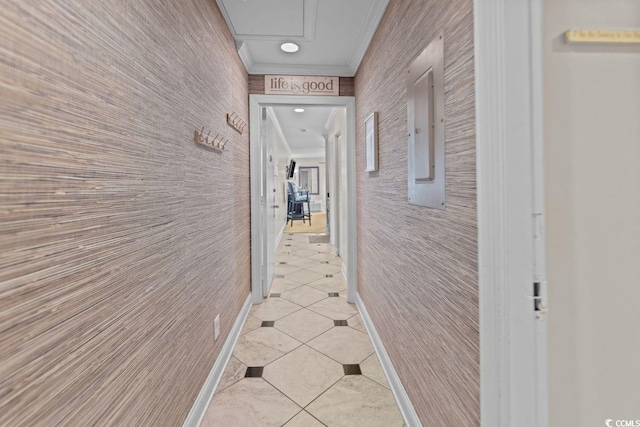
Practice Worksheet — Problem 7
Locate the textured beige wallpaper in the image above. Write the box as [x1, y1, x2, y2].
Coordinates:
[0, 1, 250, 425]
[354, 0, 479, 425]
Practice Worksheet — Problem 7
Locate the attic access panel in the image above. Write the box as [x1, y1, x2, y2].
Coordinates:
[407, 34, 445, 209]
[220, 0, 304, 37]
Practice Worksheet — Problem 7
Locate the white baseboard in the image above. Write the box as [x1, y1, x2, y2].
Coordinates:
[275, 220, 287, 249]
[356, 294, 423, 427]
[182, 294, 253, 427]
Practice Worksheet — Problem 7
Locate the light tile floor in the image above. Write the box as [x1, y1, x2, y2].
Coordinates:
[202, 233, 404, 427]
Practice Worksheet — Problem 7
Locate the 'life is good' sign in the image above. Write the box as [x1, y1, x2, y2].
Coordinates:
[265, 75, 339, 96]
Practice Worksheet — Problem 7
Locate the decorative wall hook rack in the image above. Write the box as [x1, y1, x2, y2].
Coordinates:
[194, 127, 228, 152]
[226, 112, 247, 135]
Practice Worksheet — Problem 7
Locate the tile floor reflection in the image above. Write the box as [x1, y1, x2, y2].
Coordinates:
[201, 233, 404, 427]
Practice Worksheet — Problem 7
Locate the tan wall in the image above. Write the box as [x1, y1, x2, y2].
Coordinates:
[0, 2, 249, 425]
[354, 1, 478, 425]
[543, 1, 640, 425]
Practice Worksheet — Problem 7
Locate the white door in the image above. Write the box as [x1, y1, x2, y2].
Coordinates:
[334, 135, 341, 257]
[262, 108, 275, 297]
[325, 137, 331, 237]
[264, 112, 276, 296]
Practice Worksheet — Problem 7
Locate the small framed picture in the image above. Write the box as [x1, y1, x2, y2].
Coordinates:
[364, 112, 378, 172]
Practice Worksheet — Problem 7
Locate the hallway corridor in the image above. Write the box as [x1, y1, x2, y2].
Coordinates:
[201, 234, 403, 426]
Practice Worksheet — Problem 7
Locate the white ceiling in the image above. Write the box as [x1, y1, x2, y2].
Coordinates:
[271, 106, 338, 158]
[216, 0, 390, 76]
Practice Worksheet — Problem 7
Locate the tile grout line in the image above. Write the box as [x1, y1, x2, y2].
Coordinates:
[209, 236, 401, 426]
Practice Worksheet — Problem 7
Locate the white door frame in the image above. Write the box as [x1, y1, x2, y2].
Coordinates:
[249, 95, 357, 305]
[262, 109, 276, 297]
[333, 133, 341, 257]
[475, 0, 548, 426]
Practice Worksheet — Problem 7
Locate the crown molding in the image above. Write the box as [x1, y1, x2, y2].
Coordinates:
[237, 41, 254, 73]
[248, 62, 354, 77]
[348, 0, 390, 75]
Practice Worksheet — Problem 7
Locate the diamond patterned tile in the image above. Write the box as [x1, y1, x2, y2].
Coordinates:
[286, 256, 321, 269]
[307, 277, 347, 293]
[309, 253, 339, 262]
[217, 356, 247, 392]
[250, 298, 302, 321]
[283, 411, 325, 427]
[234, 327, 302, 366]
[347, 313, 367, 333]
[275, 309, 335, 343]
[360, 353, 390, 388]
[289, 249, 318, 258]
[276, 253, 292, 262]
[285, 269, 325, 285]
[307, 297, 357, 320]
[306, 376, 403, 427]
[270, 278, 305, 293]
[241, 314, 263, 336]
[280, 286, 329, 307]
[202, 379, 301, 427]
[306, 263, 343, 275]
[262, 345, 344, 407]
[313, 244, 334, 253]
[307, 327, 374, 364]
[206, 233, 405, 427]
[275, 264, 303, 275]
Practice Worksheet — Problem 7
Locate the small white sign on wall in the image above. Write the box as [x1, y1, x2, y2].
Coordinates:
[265, 75, 339, 96]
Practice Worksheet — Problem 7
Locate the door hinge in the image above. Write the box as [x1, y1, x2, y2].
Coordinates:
[533, 280, 547, 318]
[533, 213, 547, 318]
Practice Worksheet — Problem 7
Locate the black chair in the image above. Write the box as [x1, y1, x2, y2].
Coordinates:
[287, 182, 311, 226]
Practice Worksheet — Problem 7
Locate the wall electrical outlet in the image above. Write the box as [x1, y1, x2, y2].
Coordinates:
[214, 315, 220, 341]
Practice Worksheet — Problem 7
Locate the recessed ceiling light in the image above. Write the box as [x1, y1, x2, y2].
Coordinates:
[280, 42, 299, 53]
[294, 108, 305, 113]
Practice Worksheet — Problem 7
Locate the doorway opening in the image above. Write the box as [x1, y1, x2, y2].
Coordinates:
[249, 95, 356, 305]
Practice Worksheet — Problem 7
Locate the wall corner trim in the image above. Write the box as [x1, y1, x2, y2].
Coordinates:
[275, 221, 287, 250]
[355, 294, 423, 427]
[347, 0, 391, 75]
[237, 41, 254, 73]
[324, 107, 339, 132]
[182, 294, 253, 427]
